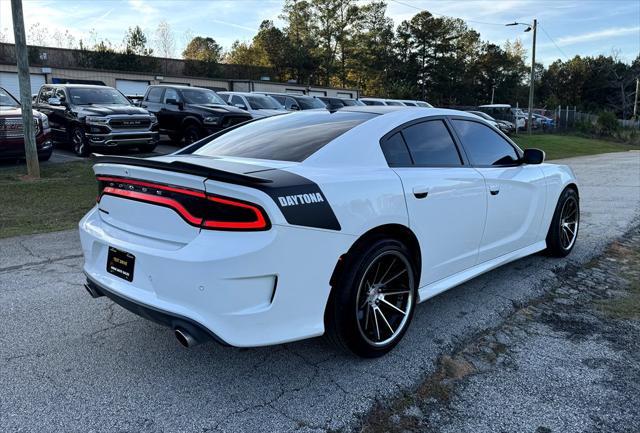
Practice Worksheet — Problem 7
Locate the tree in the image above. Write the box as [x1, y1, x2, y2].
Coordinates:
[124, 25, 153, 56]
[281, 0, 318, 83]
[225, 40, 268, 66]
[27, 22, 48, 46]
[154, 20, 175, 58]
[182, 36, 222, 62]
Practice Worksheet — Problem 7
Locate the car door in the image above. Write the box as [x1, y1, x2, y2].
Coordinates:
[141, 86, 164, 116]
[158, 87, 185, 133]
[36, 86, 67, 142]
[450, 118, 547, 263]
[383, 118, 487, 287]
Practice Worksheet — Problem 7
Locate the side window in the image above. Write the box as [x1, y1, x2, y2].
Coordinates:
[38, 86, 53, 104]
[55, 88, 66, 101]
[146, 87, 163, 103]
[402, 120, 462, 166]
[381, 132, 413, 166]
[271, 95, 286, 105]
[285, 97, 297, 109]
[451, 119, 519, 166]
[163, 88, 179, 103]
[231, 95, 246, 109]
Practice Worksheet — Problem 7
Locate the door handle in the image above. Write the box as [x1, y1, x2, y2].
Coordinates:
[488, 185, 500, 195]
[413, 186, 429, 199]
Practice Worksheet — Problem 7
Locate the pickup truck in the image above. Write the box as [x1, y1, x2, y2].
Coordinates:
[33, 84, 159, 156]
[140, 85, 252, 144]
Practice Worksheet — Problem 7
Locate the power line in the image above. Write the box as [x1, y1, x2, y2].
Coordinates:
[389, 0, 506, 26]
[539, 24, 571, 61]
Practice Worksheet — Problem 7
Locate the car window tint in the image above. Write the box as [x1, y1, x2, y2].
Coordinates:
[231, 95, 246, 108]
[38, 87, 53, 104]
[163, 88, 179, 103]
[146, 87, 163, 103]
[451, 119, 519, 166]
[381, 132, 412, 166]
[192, 111, 375, 162]
[403, 102, 416, 106]
[402, 120, 462, 166]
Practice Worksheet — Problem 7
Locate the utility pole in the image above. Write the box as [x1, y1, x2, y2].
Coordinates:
[491, 85, 495, 105]
[527, 19, 537, 135]
[633, 77, 639, 122]
[11, 0, 40, 178]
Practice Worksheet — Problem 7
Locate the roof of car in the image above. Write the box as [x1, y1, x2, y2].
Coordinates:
[256, 92, 315, 99]
[50, 84, 109, 88]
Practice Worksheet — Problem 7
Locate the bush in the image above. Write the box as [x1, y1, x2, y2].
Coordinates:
[596, 112, 619, 136]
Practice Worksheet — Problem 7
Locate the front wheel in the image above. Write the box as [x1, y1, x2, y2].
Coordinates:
[326, 238, 417, 358]
[70, 126, 90, 157]
[183, 125, 202, 145]
[546, 187, 579, 257]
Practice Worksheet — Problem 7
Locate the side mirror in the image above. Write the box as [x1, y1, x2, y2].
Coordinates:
[290, 104, 300, 111]
[523, 148, 545, 165]
[47, 97, 63, 106]
[166, 98, 182, 108]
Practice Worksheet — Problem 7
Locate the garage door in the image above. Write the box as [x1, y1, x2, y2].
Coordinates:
[0, 72, 46, 101]
[115, 79, 149, 96]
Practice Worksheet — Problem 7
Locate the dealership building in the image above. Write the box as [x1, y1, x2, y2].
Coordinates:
[0, 43, 359, 101]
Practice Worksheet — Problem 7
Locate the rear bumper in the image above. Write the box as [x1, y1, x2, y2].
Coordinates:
[79, 206, 354, 347]
[85, 275, 228, 345]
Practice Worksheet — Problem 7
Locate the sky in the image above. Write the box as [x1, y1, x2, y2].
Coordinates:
[0, 0, 638, 66]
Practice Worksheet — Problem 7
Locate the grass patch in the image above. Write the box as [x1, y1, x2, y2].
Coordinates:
[598, 281, 640, 320]
[512, 134, 639, 160]
[0, 161, 96, 238]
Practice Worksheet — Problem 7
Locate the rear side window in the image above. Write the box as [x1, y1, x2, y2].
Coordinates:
[402, 120, 462, 166]
[146, 87, 163, 103]
[192, 111, 375, 162]
[451, 119, 519, 166]
[381, 132, 412, 166]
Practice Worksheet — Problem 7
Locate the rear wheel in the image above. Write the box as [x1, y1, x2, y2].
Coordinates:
[326, 238, 417, 358]
[183, 125, 202, 145]
[70, 126, 90, 157]
[546, 187, 579, 257]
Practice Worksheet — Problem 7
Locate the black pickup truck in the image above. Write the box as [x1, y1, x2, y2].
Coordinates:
[33, 84, 159, 156]
[140, 85, 252, 144]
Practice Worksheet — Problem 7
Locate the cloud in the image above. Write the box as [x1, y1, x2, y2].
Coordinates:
[128, 0, 157, 15]
[554, 26, 640, 46]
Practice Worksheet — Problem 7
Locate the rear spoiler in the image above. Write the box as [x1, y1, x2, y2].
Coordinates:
[91, 154, 273, 185]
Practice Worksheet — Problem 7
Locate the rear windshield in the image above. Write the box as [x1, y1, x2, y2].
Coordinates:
[297, 97, 326, 109]
[192, 111, 376, 162]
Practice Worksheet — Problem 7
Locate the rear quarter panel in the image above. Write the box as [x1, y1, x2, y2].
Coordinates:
[539, 162, 579, 239]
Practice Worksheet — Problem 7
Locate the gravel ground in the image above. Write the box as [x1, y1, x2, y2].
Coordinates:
[0, 151, 639, 433]
[355, 225, 640, 433]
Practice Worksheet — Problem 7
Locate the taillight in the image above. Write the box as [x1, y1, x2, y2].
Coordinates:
[96, 176, 270, 231]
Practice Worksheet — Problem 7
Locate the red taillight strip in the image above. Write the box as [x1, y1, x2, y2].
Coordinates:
[101, 187, 203, 225]
[203, 196, 268, 229]
[96, 176, 206, 198]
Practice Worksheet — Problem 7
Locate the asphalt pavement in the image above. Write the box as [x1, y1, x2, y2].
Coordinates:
[1, 151, 639, 433]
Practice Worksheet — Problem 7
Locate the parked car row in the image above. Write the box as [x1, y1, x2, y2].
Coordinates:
[2, 81, 441, 159]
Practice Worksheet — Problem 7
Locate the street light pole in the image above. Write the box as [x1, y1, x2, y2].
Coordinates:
[506, 19, 537, 135]
[527, 19, 537, 135]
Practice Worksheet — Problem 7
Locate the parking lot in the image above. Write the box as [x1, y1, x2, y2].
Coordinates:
[1, 150, 638, 433]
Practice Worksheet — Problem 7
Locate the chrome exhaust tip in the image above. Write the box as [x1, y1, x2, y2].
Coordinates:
[174, 328, 198, 348]
[84, 283, 104, 299]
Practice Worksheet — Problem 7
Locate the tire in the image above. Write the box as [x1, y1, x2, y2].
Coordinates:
[69, 126, 90, 157]
[137, 142, 158, 153]
[325, 238, 418, 358]
[546, 187, 579, 257]
[168, 132, 182, 144]
[183, 125, 202, 145]
[38, 150, 52, 161]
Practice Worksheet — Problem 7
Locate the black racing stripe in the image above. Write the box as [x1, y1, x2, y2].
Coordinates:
[252, 169, 341, 231]
[92, 155, 341, 231]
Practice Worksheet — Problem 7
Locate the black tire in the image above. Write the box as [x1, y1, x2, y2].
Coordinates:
[69, 126, 90, 157]
[137, 142, 158, 153]
[183, 125, 202, 145]
[325, 238, 418, 358]
[546, 187, 579, 257]
[38, 150, 52, 161]
[168, 132, 183, 144]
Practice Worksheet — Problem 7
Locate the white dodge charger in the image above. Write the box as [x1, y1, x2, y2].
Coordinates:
[80, 106, 579, 357]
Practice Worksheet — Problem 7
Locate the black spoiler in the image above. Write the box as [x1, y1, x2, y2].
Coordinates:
[92, 154, 273, 185]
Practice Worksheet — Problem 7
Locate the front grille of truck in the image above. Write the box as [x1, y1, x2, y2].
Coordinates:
[0, 117, 40, 138]
[108, 117, 151, 130]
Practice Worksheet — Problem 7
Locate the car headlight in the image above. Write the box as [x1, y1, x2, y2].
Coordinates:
[203, 116, 221, 125]
[149, 114, 157, 124]
[86, 116, 109, 125]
